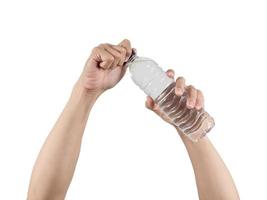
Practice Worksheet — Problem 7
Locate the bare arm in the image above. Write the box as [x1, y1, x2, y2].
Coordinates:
[145, 70, 239, 200]
[179, 132, 239, 200]
[27, 39, 132, 200]
[27, 85, 97, 200]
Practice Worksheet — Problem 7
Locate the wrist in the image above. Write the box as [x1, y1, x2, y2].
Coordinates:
[174, 126, 199, 145]
[69, 81, 101, 111]
[174, 126, 210, 151]
[73, 79, 102, 100]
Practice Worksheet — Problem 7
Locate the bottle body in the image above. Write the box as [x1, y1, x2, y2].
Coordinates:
[127, 55, 215, 142]
[155, 82, 214, 142]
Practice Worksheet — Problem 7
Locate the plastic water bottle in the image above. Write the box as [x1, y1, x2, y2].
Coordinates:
[125, 49, 215, 142]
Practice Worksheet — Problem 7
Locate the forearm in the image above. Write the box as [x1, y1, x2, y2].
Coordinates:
[28, 82, 99, 200]
[178, 129, 239, 200]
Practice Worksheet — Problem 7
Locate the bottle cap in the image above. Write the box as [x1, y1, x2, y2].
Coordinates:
[124, 48, 138, 67]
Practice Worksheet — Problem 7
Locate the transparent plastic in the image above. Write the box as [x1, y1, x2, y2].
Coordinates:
[126, 51, 215, 142]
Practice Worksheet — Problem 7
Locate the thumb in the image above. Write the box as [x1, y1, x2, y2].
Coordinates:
[118, 39, 132, 61]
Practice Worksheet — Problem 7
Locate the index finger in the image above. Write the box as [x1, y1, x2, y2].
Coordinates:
[175, 76, 186, 96]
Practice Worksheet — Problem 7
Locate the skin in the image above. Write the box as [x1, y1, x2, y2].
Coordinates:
[146, 71, 240, 200]
[27, 39, 239, 200]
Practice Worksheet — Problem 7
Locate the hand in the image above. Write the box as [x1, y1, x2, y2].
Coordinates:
[77, 39, 132, 96]
[145, 69, 205, 126]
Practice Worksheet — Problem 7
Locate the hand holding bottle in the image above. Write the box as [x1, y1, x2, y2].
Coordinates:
[77, 39, 132, 97]
[126, 53, 214, 141]
[145, 70, 205, 134]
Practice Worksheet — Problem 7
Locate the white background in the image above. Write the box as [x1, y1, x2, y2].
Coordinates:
[0, 0, 266, 199]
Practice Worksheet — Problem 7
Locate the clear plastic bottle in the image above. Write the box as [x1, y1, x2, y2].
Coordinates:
[125, 49, 215, 142]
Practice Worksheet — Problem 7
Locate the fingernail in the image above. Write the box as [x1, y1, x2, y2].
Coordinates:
[187, 100, 194, 108]
[196, 105, 201, 110]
